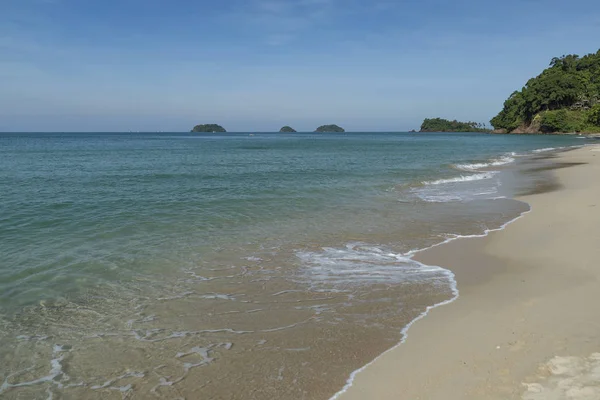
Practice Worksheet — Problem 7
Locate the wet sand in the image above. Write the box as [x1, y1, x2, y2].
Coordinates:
[336, 144, 600, 399]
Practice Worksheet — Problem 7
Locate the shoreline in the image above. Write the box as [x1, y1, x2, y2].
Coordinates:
[330, 190, 533, 400]
[334, 144, 600, 399]
[0, 138, 591, 399]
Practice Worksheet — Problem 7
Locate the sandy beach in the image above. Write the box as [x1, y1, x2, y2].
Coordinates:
[337, 144, 600, 400]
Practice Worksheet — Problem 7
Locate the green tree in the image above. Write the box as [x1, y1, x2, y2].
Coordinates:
[491, 49, 600, 132]
[420, 118, 489, 132]
[589, 104, 600, 126]
[315, 125, 345, 133]
[279, 126, 297, 133]
[540, 110, 569, 132]
[191, 124, 226, 133]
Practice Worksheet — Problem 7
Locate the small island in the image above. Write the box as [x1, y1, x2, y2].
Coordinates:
[191, 124, 226, 133]
[315, 124, 345, 133]
[419, 118, 490, 133]
[279, 126, 297, 133]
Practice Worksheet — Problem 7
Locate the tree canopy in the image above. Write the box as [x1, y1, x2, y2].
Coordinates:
[191, 124, 226, 133]
[279, 126, 297, 133]
[491, 50, 600, 133]
[420, 118, 489, 132]
[315, 124, 345, 133]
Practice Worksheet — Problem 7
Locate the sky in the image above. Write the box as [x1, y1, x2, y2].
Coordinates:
[1, 0, 600, 132]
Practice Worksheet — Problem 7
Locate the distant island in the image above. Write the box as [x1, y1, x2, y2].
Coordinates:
[191, 124, 226, 133]
[280, 126, 297, 133]
[420, 118, 490, 133]
[491, 50, 600, 133]
[315, 124, 345, 133]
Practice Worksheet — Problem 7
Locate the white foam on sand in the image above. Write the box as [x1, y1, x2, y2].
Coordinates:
[90, 371, 145, 391]
[522, 353, 600, 400]
[0, 344, 74, 397]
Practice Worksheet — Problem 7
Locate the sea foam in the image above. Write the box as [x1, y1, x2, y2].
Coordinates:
[297, 243, 453, 286]
[453, 155, 515, 171]
[532, 147, 560, 153]
[422, 171, 498, 186]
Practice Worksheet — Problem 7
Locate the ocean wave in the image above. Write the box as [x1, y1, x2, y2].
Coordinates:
[414, 187, 499, 203]
[453, 155, 515, 171]
[412, 193, 465, 203]
[296, 243, 452, 286]
[422, 171, 498, 186]
[532, 147, 560, 153]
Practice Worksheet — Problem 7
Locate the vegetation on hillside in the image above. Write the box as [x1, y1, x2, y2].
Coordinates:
[279, 126, 297, 133]
[315, 124, 345, 133]
[191, 124, 226, 133]
[420, 118, 489, 132]
[491, 50, 600, 133]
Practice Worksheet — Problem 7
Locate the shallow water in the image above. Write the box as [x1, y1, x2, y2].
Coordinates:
[0, 132, 586, 399]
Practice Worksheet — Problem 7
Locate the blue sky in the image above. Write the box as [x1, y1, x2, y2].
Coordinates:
[1, 0, 599, 132]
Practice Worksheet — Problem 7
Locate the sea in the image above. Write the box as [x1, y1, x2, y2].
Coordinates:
[0, 132, 587, 399]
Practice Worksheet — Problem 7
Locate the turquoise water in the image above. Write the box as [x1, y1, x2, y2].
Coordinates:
[0, 132, 585, 399]
[0, 132, 582, 308]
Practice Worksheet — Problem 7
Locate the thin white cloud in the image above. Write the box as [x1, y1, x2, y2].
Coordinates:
[256, 0, 292, 14]
[227, 0, 337, 45]
[265, 33, 295, 46]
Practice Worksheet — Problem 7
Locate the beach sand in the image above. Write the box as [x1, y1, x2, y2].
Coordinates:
[336, 145, 600, 400]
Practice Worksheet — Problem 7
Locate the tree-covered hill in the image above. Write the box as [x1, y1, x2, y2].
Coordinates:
[191, 124, 226, 133]
[279, 126, 297, 133]
[315, 124, 345, 133]
[491, 50, 600, 133]
[420, 118, 489, 132]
